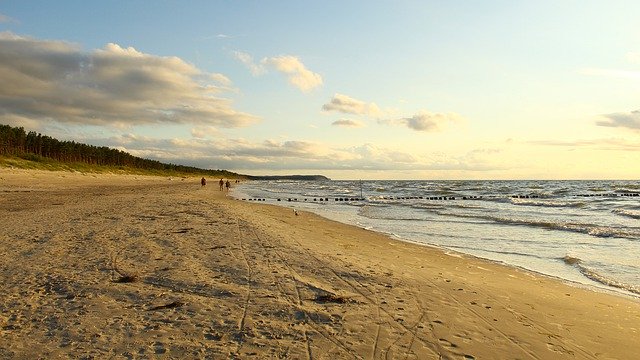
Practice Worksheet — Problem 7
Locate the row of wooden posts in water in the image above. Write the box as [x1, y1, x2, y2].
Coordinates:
[576, 193, 640, 197]
[239, 193, 640, 202]
[240, 195, 485, 202]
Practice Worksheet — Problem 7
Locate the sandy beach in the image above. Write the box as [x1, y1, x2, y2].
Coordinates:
[1, 170, 639, 359]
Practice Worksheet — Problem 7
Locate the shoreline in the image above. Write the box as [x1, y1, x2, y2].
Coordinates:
[243, 196, 640, 301]
[368, 230, 640, 301]
[2, 169, 639, 358]
[233, 180, 640, 300]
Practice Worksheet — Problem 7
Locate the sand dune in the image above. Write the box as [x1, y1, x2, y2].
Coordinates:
[1, 169, 638, 359]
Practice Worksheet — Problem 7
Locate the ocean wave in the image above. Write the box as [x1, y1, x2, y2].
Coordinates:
[561, 256, 640, 295]
[614, 183, 640, 190]
[561, 255, 581, 266]
[510, 198, 586, 208]
[612, 209, 640, 220]
[476, 196, 512, 204]
[432, 189, 456, 196]
[408, 202, 447, 209]
[584, 226, 638, 238]
[358, 201, 391, 208]
[588, 187, 608, 192]
[357, 206, 425, 221]
[444, 213, 640, 240]
[410, 202, 484, 212]
[448, 245, 549, 260]
[364, 203, 639, 239]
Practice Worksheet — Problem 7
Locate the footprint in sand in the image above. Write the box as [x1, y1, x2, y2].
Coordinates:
[204, 332, 223, 341]
[153, 342, 167, 354]
[438, 338, 458, 349]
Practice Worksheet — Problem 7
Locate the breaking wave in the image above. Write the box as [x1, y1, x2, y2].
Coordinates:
[236, 179, 640, 297]
[612, 209, 640, 220]
[438, 213, 640, 240]
[561, 256, 640, 295]
[510, 198, 586, 208]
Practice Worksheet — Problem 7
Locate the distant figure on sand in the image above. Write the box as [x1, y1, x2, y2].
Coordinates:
[200, 177, 206, 187]
[225, 180, 231, 191]
[219, 178, 224, 191]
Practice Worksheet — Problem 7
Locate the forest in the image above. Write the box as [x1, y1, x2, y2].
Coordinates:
[0, 124, 239, 177]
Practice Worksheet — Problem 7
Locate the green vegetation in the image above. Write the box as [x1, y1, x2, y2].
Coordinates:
[0, 124, 243, 178]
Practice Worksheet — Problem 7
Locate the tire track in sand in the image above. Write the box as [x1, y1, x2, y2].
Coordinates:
[233, 219, 253, 355]
[284, 234, 445, 359]
[237, 219, 360, 359]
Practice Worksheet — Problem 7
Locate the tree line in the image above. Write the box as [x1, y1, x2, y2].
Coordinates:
[0, 124, 239, 177]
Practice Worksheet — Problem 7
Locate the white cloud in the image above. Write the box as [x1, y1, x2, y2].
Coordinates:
[208, 73, 232, 86]
[332, 119, 365, 128]
[391, 111, 463, 132]
[262, 55, 323, 92]
[233, 51, 266, 76]
[426, 150, 508, 171]
[233, 51, 323, 92]
[322, 94, 382, 116]
[348, 144, 417, 166]
[191, 126, 221, 139]
[596, 110, 640, 130]
[0, 32, 258, 128]
[323, 94, 457, 132]
[78, 132, 509, 174]
[528, 137, 640, 151]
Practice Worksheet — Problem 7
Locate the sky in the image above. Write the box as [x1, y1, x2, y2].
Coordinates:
[1, 1, 639, 180]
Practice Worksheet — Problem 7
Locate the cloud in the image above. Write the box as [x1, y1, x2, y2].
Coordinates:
[233, 51, 266, 76]
[347, 144, 417, 166]
[263, 55, 323, 92]
[75, 130, 509, 174]
[0, 13, 17, 24]
[529, 137, 640, 151]
[596, 110, 640, 130]
[233, 51, 322, 92]
[332, 119, 365, 128]
[208, 73, 232, 86]
[626, 52, 640, 64]
[91, 134, 336, 170]
[390, 111, 463, 132]
[425, 152, 508, 171]
[322, 93, 382, 116]
[0, 32, 258, 128]
[191, 126, 221, 139]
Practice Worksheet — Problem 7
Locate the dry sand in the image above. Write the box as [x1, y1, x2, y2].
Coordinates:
[1, 169, 639, 359]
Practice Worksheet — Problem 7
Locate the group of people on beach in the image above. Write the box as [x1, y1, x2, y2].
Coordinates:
[200, 177, 233, 191]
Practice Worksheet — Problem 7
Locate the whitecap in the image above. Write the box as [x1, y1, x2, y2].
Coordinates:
[612, 209, 640, 220]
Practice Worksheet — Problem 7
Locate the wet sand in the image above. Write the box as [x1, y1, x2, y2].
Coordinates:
[1, 169, 639, 359]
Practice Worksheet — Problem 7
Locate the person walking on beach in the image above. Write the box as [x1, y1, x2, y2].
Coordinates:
[225, 180, 231, 191]
[200, 177, 206, 187]
[219, 178, 224, 191]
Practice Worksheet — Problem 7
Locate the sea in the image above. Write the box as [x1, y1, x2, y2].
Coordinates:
[232, 180, 640, 299]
